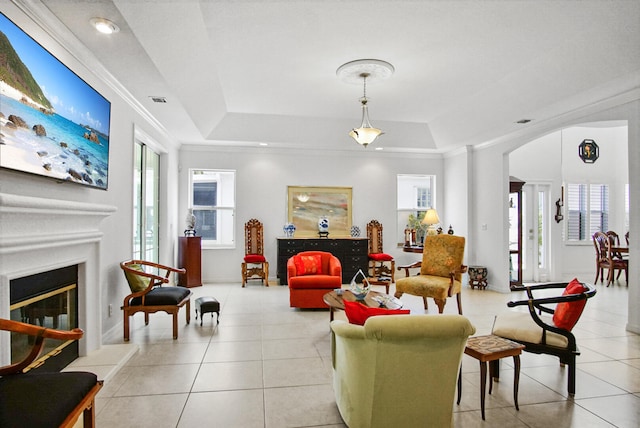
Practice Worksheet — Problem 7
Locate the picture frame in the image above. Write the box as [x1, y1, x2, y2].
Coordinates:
[287, 186, 353, 237]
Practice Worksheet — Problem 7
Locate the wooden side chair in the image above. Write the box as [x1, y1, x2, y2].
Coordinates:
[241, 218, 269, 287]
[394, 234, 466, 314]
[592, 232, 628, 286]
[492, 280, 597, 395]
[366, 220, 395, 293]
[120, 260, 192, 341]
[0, 319, 103, 428]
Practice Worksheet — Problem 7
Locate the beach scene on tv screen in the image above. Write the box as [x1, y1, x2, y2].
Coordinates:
[0, 13, 110, 189]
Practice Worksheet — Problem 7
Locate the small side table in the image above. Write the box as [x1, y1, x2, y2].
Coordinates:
[468, 266, 488, 289]
[457, 335, 525, 420]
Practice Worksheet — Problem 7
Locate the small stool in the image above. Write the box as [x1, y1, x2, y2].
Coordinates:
[457, 335, 525, 420]
[195, 296, 220, 326]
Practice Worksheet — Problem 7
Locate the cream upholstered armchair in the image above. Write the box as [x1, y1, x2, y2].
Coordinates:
[395, 234, 466, 314]
[331, 314, 475, 428]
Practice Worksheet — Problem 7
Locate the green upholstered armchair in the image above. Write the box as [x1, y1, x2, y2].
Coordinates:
[330, 314, 475, 428]
[395, 234, 466, 314]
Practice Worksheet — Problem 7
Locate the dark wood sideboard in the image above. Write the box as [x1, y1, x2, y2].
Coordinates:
[178, 236, 202, 287]
[277, 238, 369, 285]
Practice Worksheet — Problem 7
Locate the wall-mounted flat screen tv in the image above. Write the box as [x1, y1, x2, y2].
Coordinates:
[0, 12, 111, 190]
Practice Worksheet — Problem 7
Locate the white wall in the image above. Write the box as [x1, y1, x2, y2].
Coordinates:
[178, 147, 444, 283]
[0, 4, 180, 340]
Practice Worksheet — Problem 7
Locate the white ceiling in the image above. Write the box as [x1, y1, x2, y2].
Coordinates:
[29, 0, 640, 153]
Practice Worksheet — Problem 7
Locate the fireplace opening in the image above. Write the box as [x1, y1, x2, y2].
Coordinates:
[9, 265, 79, 372]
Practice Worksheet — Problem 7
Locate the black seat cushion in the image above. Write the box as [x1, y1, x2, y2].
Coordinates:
[0, 371, 98, 428]
[131, 286, 190, 306]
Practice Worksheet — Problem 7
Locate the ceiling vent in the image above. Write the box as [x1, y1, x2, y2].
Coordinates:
[150, 96, 167, 103]
[515, 119, 532, 124]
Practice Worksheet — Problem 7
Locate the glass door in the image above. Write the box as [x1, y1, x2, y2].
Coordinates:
[133, 142, 159, 262]
[522, 183, 550, 282]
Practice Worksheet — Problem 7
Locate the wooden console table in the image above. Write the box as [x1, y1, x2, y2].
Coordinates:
[277, 238, 368, 285]
[178, 236, 202, 287]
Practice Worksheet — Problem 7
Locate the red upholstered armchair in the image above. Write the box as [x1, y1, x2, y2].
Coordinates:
[287, 251, 342, 308]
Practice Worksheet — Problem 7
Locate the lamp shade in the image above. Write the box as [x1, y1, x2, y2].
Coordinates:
[421, 209, 440, 226]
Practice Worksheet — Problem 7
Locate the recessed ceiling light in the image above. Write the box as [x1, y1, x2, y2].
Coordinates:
[90, 18, 120, 35]
[259, 143, 268, 146]
[375, 147, 384, 151]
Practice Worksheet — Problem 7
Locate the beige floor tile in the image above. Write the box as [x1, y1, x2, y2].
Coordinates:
[192, 360, 263, 392]
[97, 393, 188, 428]
[113, 364, 200, 396]
[576, 393, 640, 428]
[203, 339, 263, 362]
[581, 360, 640, 392]
[512, 401, 617, 427]
[262, 338, 322, 360]
[263, 357, 332, 388]
[178, 390, 265, 428]
[264, 384, 343, 428]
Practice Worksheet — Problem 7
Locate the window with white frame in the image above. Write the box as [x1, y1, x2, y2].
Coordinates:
[189, 169, 236, 247]
[566, 183, 609, 241]
[397, 174, 436, 244]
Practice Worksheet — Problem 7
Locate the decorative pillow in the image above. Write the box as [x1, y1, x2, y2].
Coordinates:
[368, 253, 394, 261]
[244, 254, 266, 263]
[124, 264, 151, 292]
[293, 254, 323, 275]
[552, 278, 588, 331]
[343, 300, 410, 326]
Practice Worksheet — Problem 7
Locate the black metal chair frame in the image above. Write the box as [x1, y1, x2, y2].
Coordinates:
[496, 282, 596, 395]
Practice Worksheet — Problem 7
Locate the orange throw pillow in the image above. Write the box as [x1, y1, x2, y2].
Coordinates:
[343, 300, 410, 326]
[293, 254, 323, 275]
[552, 278, 588, 331]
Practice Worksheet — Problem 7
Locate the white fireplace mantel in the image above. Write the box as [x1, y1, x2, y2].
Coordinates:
[0, 192, 116, 363]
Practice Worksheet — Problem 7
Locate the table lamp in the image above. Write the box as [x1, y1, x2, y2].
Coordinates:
[421, 209, 441, 236]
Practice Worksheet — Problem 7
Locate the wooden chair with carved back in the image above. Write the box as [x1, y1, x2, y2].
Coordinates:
[241, 218, 269, 287]
[366, 220, 395, 293]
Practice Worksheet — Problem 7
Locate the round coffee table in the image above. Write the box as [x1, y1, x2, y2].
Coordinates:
[323, 289, 403, 321]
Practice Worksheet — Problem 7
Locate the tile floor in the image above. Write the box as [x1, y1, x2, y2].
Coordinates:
[78, 280, 640, 427]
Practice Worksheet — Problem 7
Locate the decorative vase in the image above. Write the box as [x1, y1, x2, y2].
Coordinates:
[448, 225, 454, 235]
[283, 223, 296, 237]
[185, 208, 196, 236]
[349, 269, 371, 300]
[350, 225, 361, 237]
[318, 216, 329, 233]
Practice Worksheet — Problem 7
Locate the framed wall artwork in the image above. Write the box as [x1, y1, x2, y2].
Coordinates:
[287, 186, 353, 237]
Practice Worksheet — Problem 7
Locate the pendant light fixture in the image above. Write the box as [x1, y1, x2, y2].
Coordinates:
[337, 59, 394, 148]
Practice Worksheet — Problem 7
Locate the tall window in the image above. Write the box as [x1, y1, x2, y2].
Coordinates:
[397, 174, 436, 244]
[133, 142, 159, 262]
[189, 169, 236, 248]
[566, 183, 609, 241]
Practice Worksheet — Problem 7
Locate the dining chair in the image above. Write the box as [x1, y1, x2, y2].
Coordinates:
[592, 232, 628, 286]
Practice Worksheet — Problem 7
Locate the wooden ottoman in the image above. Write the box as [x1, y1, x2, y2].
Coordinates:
[195, 296, 220, 326]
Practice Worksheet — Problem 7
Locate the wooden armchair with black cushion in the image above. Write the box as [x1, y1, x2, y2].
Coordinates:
[0, 319, 103, 428]
[120, 260, 192, 341]
[492, 280, 596, 395]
